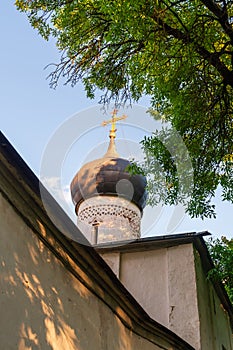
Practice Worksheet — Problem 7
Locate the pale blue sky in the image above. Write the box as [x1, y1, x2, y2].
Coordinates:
[1, 2, 232, 239]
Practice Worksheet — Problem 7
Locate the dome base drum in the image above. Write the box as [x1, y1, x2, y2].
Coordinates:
[77, 196, 141, 244]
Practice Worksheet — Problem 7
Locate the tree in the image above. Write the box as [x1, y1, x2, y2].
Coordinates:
[207, 237, 233, 305]
[16, 0, 233, 218]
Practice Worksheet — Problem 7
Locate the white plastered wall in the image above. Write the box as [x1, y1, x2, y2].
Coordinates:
[100, 245, 201, 349]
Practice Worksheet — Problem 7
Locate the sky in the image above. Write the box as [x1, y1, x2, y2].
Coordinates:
[1, 1, 233, 240]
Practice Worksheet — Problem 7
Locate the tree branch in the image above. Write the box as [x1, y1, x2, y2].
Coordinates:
[201, 0, 233, 43]
[152, 14, 233, 87]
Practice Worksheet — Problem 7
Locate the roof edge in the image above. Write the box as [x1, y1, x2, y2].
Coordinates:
[95, 231, 211, 253]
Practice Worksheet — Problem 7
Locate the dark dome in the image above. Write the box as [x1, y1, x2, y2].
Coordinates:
[70, 139, 147, 212]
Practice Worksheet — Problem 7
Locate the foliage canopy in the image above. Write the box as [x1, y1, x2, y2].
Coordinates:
[16, 0, 233, 218]
[207, 236, 233, 305]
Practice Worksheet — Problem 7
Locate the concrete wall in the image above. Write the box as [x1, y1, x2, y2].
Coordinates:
[120, 249, 170, 328]
[0, 193, 170, 350]
[100, 245, 200, 349]
[100, 244, 233, 350]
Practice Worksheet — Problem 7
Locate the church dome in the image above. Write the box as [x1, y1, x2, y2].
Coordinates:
[70, 134, 147, 214]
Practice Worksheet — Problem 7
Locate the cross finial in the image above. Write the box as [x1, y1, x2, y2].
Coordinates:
[101, 109, 127, 139]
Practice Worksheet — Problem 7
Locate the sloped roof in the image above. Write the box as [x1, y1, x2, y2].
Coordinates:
[0, 131, 194, 350]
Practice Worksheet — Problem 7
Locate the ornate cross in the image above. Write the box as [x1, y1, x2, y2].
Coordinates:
[101, 109, 127, 138]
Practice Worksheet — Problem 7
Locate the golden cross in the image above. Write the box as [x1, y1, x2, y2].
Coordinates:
[101, 109, 127, 138]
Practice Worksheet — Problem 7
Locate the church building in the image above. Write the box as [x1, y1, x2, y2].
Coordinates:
[0, 115, 233, 350]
